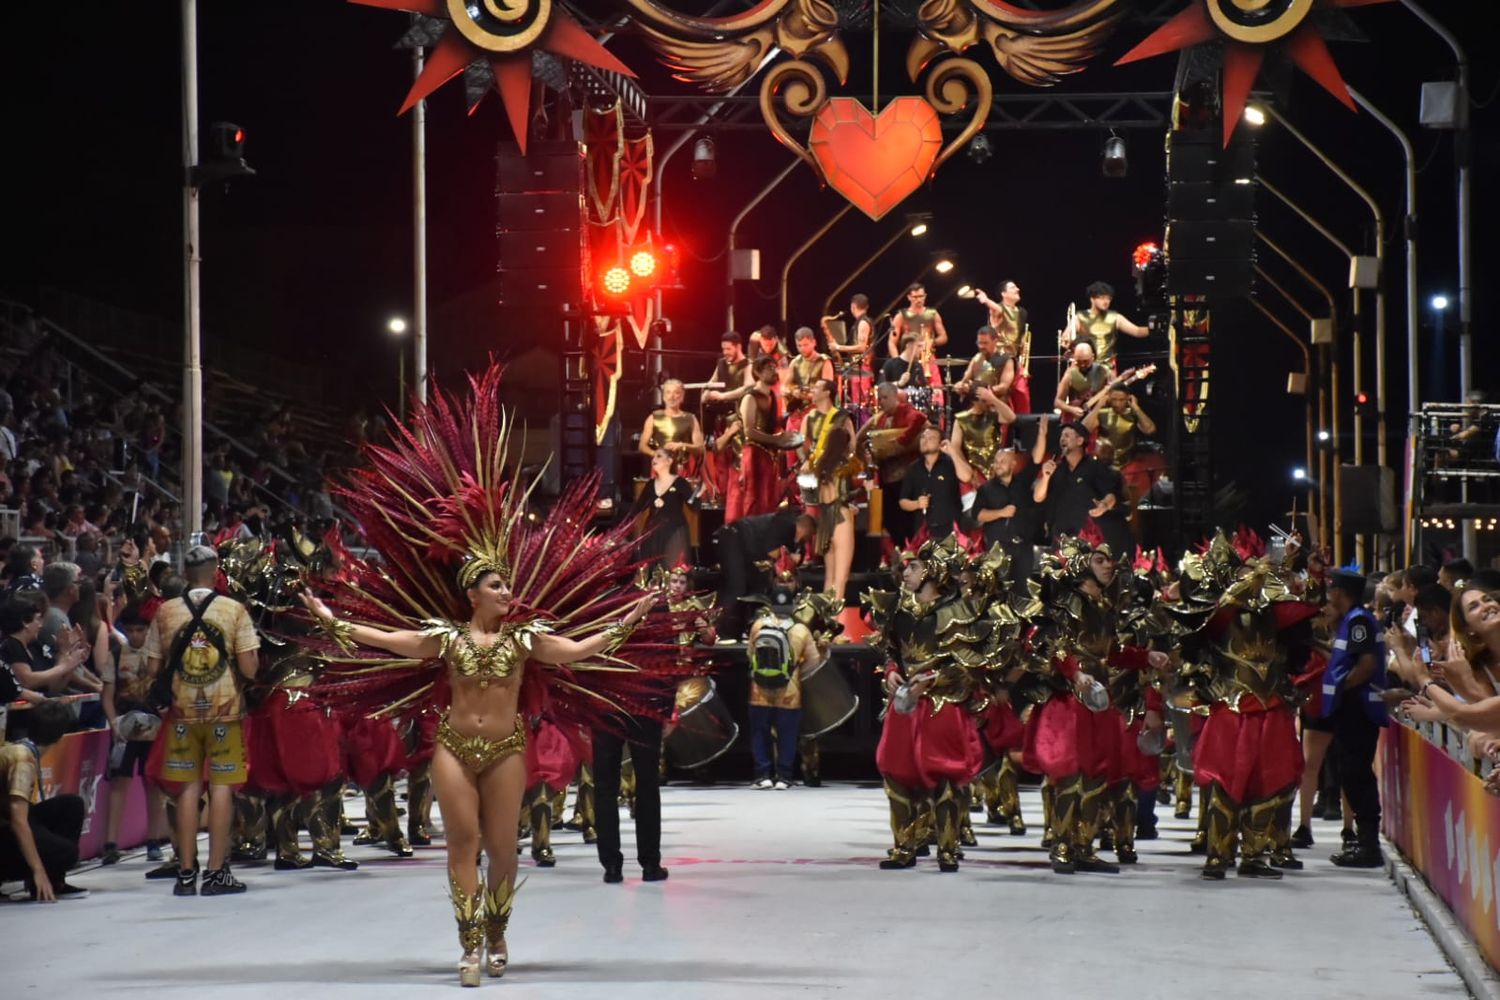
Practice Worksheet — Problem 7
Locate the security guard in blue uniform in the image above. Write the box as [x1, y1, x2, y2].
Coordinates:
[1321, 569, 1388, 868]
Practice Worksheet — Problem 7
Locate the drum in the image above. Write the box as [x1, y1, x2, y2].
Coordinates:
[664, 677, 739, 769]
[800, 655, 859, 737]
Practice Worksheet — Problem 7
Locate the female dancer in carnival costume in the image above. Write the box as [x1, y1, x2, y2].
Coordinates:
[298, 367, 693, 986]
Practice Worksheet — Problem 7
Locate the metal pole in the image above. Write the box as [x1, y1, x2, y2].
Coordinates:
[1257, 231, 1338, 557]
[412, 38, 428, 405]
[1247, 294, 1315, 533]
[1349, 87, 1418, 561]
[780, 205, 855, 329]
[1264, 106, 1387, 473]
[821, 222, 914, 318]
[180, 0, 203, 547]
[397, 346, 406, 422]
[1400, 0, 1474, 560]
[727, 157, 800, 332]
[1252, 265, 1320, 533]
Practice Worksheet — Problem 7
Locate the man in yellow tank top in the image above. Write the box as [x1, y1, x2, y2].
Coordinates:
[1072, 281, 1150, 368]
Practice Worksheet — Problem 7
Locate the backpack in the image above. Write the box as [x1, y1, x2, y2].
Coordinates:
[148, 593, 232, 711]
[749, 617, 795, 689]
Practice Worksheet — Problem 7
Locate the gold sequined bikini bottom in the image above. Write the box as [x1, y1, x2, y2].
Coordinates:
[436, 716, 527, 774]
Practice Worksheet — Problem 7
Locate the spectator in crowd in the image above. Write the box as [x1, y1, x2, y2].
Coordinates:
[145, 545, 261, 897]
[2, 590, 87, 702]
[3, 544, 44, 596]
[0, 699, 90, 900]
[1387, 585, 1454, 689]
[40, 561, 102, 700]
[72, 532, 103, 580]
[1441, 558, 1475, 591]
[99, 608, 170, 866]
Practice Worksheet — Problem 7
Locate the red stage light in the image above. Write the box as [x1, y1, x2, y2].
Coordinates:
[601, 266, 631, 296]
[1132, 241, 1160, 271]
[629, 249, 658, 278]
[1356, 391, 1369, 405]
[234, 128, 245, 144]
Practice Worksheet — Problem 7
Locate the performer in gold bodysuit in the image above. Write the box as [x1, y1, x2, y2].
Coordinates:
[953, 326, 1016, 404]
[638, 378, 705, 475]
[1083, 385, 1161, 520]
[799, 378, 858, 600]
[1070, 281, 1150, 369]
[948, 390, 1015, 480]
[975, 281, 1032, 413]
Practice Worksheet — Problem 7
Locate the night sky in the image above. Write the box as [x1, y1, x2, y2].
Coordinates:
[5, 1, 1496, 535]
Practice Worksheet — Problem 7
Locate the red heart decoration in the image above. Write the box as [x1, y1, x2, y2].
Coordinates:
[809, 97, 943, 221]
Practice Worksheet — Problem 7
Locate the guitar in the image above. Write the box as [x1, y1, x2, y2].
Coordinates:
[1078, 363, 1158, 416]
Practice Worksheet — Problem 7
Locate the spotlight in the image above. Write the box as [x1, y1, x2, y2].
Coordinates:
[967, 134, 992, 164]
[1317, 429, 1331, 442]
[601, 266, 631, 296]
[387, 317, 408, 336]
[629, 249, 658, 278]
[691, 137, 716, 180]
[1292, 467, 1307, 482]
[1243, 105, 1267, 127]
[910, 222, 929, 237]
[1102, 134, 1127, 178]
[934, 258, 955, 274]
[1431, 294, 1449, 311]
[956, 284, 974, 298]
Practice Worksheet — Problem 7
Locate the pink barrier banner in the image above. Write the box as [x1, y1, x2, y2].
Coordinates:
[38, 728, 150, 859]
[1382, 722, 1500, 972]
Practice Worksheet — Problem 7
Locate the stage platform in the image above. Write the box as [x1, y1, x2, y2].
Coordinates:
[12, 784, 1465, 998]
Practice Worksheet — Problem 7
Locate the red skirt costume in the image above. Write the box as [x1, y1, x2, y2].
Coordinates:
[876, 700, 984, 790]
[1192, 697, 1303, 804]
[246, 690, 344, 796]
[525, 718, 581, 790]
[725, 444, 782, 523]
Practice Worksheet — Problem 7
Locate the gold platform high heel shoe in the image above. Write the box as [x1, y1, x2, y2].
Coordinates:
[449, 874, 485, 987]
[484, 877, 521, 977]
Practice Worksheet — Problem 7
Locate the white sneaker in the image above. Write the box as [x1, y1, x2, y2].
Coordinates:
[773, 780, 790, 791]
[753, 778, 774, 789]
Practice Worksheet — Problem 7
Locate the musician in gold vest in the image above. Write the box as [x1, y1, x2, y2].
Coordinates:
[798, 378, 858, 600]
[702, 332, 752, 505]
[1070, 281, 1150, 369]
[725, 356, 787, 524]
[1082, 384, 1162, 521]
[1054, 338, 1111, 421]
[638, 378, 705, 478]
[949, 389, 1015, 482]
[953, 326, 1017, 406]
[784, 327, 834, 436]
[975, 280, 1031, 413]
[887, 283, 948, 362]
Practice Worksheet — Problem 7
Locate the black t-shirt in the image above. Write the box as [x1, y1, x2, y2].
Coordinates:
[974, 467, 1040, 546]
[1, 637, 34, 699]
[729, 508, 803, 558]
[880, 356, 927, 388]
[900, 455, 962, 538]
[1043, 454, 1120, 539]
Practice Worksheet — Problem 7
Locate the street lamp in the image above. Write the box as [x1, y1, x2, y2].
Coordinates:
[390, 317, 409, 420]
[1431, 294, 1449, 311]
[1243, 104, 1267, 127]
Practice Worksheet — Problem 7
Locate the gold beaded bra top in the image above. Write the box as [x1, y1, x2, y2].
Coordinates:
[421, 619, 553, 689]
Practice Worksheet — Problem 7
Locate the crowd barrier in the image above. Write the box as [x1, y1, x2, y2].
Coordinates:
[1382, 719, 1500, 973]
[36, 726, 151, 859]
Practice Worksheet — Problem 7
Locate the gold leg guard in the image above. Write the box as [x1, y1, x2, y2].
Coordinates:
[1049, 775, 1082, 868]
[574, 765, 597, 841]
[799, 737, 822, 785]
[933, 781, 964, 869]
[549, 784, 567, 822]
[233, 791, 267, 855]
[1041, 778, 1058, 847]
[1201, 783, 1240, 878]
[449, 872, 485, 986]
[483, 876, 521, 977]
[1175, 770, 1194, 817]
[880, 779, 922, 867]
[527, 784, 555, 865]
[620, 752, 637, 816]
[364, 773, 412, 856]
[998, 758, 1021, 819]
[408, 761, 434, 842]
[271, 797, 304, 864]
[308, 784, 357, 868]
[1236, 794, 1284, 877]
[1114, 786, 1138, 862]
[1075, 776, 1108, 852]
[957, 784, 978, 849]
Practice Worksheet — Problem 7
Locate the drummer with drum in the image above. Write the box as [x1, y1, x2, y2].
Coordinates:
[724, 356, 790, 523]
[856, 382, 927, 548]
[822, 293, 875, 410]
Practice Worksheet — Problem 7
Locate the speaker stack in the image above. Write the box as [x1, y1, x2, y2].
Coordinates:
[1164, 132, 1257, 298]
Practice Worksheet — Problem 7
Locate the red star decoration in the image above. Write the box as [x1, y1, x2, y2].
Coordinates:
[353, 0, 634, 154]
[1116, 0, 1393, 145]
